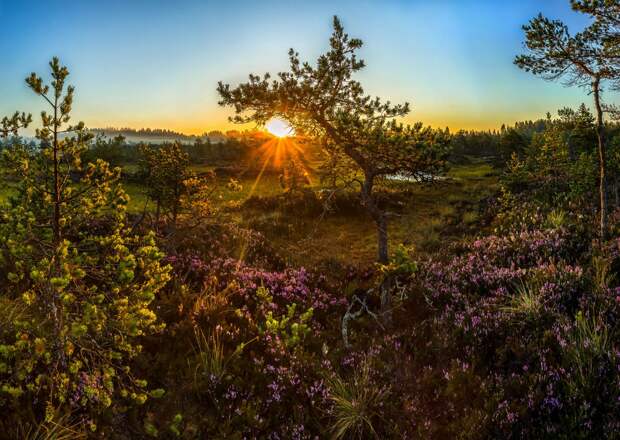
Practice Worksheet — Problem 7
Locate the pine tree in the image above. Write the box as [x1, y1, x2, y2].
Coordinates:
[217, 16, 449, 266]
[138, 142, 212, 229]
[0, 58, 170, 423]
[515, 4, 620, 238]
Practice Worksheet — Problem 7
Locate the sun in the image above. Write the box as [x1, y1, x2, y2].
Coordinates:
[265, 118, 294, 138]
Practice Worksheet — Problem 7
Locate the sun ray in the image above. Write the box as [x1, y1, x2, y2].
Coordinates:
[247, 138, 277, 200]
[237, 139, 279, 266]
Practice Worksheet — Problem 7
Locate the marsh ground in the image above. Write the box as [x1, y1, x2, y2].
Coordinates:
[128, 159, 500, 267]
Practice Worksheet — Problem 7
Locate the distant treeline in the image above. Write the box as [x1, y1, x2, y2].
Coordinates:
[80, 133, 252, 168]
[451, 105, 620, 164]
[5, 107, 619, 172]
[89, 127, 228, 143]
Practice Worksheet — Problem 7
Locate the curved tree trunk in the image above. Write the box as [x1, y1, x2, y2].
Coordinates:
[361, 172, 392, 322]
[593, 77, 608, 240]
[360, 173, 388, 264]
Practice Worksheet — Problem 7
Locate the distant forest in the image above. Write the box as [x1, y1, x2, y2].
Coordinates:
[6, 109, 620, 169]
[89, 127, 229, 143]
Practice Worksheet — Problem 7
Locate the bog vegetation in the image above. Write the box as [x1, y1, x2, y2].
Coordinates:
[1, 1, 620, 438]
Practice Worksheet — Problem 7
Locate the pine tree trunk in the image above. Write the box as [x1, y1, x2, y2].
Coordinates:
[593, 77, 608, 240]
[361, 172, 392, 322]
[53, 98, 61, 243]
[51, 98, 66, 370]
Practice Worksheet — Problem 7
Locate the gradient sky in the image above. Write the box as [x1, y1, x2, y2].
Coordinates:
[0, 0, 615, 134]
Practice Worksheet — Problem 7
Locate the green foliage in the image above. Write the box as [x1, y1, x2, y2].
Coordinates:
[0, 58, 170, 423]
[138, 142, 214, 226]
[259, 286, 314, 347]
[139, 142, 190, 222]
[143, 419, 159, 437]
[82, 133, 127, 168]
[0, 112, 32, 138]
[378, 244, 417, 277]
[514, 11, 619, 86]
[501, 106, 600, 217]
[168, 413, 183, 437]
[515, 2, 620, 238]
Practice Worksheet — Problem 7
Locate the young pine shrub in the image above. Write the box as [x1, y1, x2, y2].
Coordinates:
[0, 59, 170, 426]
[138, 142, 214, 229]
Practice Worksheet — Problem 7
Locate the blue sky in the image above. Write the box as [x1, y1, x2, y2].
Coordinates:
[0, 0, 613, 133]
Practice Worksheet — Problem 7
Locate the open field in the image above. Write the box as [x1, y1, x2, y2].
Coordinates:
[1, 161, 498, 266]
[122, 161, 500, 266]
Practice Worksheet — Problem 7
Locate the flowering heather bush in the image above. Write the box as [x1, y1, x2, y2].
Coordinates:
[135, 225, 620, 438]
[404, 227, 620, 438]
[170, 222, 285, 270]
[136, 253, 352, 437]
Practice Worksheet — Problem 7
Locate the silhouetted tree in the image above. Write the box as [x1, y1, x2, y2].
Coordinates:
[217, 17, 449, 315]
[499, 128, 528, 163]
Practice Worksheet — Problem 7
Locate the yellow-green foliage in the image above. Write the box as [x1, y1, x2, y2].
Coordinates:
[0, 58, 170, 422]
[378, 244, 417, 277]
[258, 286, 313, 347]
